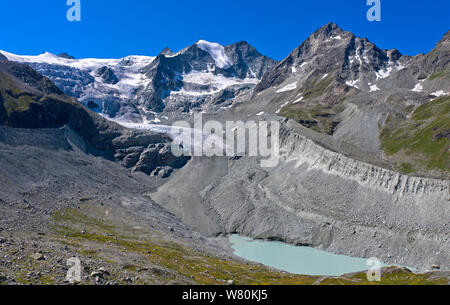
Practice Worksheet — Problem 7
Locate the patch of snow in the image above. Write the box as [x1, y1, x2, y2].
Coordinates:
[113, 121, 229, 154]
[375, 67, 393, 80]
[291, 66, 297, 73]
[369, 84, 380, 92]
[321, 73, 329, 80]
[412, 83, 423, 92]
[275, 101, 290, 114]
[292, 96, 304, 104]
[196, 40, 232, 69]
[256, 111, 265, 116]
[431, 90, 447, 97]
[276, 82, 297, 93]
[345, 80, 360, 89]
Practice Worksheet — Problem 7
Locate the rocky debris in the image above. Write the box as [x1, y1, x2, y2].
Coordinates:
[31, 253, 45, 261]
[432, 264, 441, 270]
[382, 267, 413, 275]
[115, 142, 189, 176]
[151, 166, 173, 178]
[90, 267, 111, 283]
[227, 279, 235, 285]
[98, 267, 110, 275]
[152, 131, 450, 271]
[90, 271, 104, 278]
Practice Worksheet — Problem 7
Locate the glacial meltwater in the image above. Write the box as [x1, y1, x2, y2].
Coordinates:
[229, 235, 385, 276]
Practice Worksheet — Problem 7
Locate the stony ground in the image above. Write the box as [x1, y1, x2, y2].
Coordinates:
[1, 202, 449, 285]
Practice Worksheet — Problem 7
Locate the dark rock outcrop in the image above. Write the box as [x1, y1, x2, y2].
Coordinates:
[57, 52, 75, 60]
[96, 66, 119, 85]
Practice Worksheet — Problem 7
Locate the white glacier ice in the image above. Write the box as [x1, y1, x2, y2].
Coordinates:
[196, 40, 232, 69]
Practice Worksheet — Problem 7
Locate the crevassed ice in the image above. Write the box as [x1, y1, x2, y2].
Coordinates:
[0, 50, 156, 99]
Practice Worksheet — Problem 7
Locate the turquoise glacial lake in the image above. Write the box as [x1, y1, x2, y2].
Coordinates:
[229, 235, 384, 276]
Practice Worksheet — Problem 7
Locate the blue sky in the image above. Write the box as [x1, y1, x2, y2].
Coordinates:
[1, 0, 449, 60]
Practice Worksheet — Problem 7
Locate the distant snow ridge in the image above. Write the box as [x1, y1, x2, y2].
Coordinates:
[0, 50, 156, 119]
[196, 40, 232, 69]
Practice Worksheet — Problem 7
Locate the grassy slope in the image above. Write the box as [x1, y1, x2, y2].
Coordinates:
[380, 96, 450, 175]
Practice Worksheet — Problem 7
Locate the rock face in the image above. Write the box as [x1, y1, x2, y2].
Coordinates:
[96, 66, 119, 85]
[57, 52, 75, 60]
[114, 143, 189, 176]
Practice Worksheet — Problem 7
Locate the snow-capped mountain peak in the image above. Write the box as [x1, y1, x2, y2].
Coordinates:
[0, 40, 277, 121]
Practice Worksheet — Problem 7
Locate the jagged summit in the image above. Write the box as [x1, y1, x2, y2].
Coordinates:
[158, 47, 174, 56]
[311, 22, 344, 39]
[255, 22, 404, 93]
[134, 39, 277, 113]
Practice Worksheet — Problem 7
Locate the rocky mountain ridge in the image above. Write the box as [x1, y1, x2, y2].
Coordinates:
[0, 40, 277, 122]
[235, 23, 449, 177]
